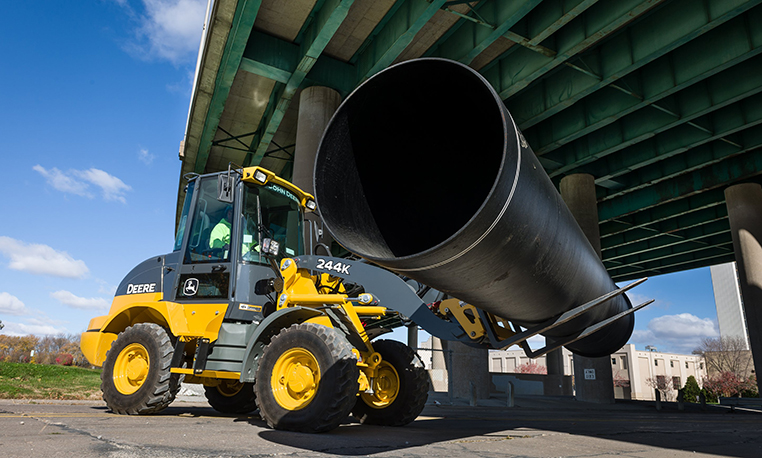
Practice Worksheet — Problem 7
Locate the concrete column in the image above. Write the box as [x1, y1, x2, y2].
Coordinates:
[725, 183, 762, 394]
[442, 340, 491, 401]
[292, 86, 342, 254]
[407, 324, 419, 350]
[559, 173, 615, 404]
[545, 340, 566, 395]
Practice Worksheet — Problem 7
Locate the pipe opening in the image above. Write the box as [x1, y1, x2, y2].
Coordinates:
[315, 59, 505, 259]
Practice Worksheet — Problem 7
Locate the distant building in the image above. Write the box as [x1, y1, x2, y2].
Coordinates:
[710, 262, 750, 350]
[488, 344, 706, 400]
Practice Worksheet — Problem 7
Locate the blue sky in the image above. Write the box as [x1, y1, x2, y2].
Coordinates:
[0, 1, 722, 356]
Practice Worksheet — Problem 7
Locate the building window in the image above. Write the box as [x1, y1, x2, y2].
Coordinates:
[685, 361, 689, 369]
[612, 358, 617, 365]
[670, 360, 674, 368]
[492, 358, 503, 372]
[655, 359, 658, 366]
[700, 362, 704, 370]
[672, 376, 681, 390]
[622, 357, 628, 370]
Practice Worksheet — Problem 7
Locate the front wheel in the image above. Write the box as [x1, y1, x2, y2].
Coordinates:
[255, 323, 359, 433]
[101, 323, 180, 414]
[353, 340, 429, 426]
[204, 380, 257, 414]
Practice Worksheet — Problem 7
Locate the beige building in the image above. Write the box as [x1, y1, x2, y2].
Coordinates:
[489, 344, 707, 400]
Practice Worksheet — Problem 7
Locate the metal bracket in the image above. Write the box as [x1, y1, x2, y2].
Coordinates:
[193, 338, 211, 374]
[478, 278, 650, 353]
[520, 298, 654, 358]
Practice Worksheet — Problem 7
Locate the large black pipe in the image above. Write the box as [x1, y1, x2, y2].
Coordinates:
[313, 58, 633, 357]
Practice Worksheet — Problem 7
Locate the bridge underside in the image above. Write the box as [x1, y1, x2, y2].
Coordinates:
[179, 0, 762, 281]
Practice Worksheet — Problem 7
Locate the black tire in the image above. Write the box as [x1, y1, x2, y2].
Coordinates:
[204, 381, 257, 414]
[255, 323, 359, 433]
[101, 323, 180, 414]
[352, 340, 429, 426]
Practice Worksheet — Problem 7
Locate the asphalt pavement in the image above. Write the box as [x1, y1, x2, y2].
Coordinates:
[1, 391, 761, 458]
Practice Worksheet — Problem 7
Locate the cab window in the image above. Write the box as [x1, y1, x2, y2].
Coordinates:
[185, 178, 234, 263]
[241, 183, 304, 264]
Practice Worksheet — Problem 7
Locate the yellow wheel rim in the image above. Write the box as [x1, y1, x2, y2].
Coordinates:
[361, 361, 400, 409]
[271, 347, 321, 411]
[216, 380, 244, 398]
[113, 343, 150, 395]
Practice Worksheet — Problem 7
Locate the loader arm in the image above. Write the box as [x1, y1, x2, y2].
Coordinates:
[290, 255, 479, 346]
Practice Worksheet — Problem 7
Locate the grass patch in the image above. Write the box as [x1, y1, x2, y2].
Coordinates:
[0, 362, 102, 400]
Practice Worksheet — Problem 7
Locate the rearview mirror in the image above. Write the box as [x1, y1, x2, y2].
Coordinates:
[217, 174, 234, 203]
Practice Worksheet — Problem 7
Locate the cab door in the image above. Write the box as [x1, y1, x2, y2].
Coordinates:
[174, 176, 236, 304]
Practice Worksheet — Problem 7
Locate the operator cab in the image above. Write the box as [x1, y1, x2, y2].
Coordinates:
[166, 167, 315, 322]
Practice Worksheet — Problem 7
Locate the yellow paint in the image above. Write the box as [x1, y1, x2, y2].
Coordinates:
[271, 347, 321, 411]
[360, 360, 400, 409]
[80, 330, 117, 367]
[170, 368, 241, 380]
[440, 298, 487, 340]
[80, 292, 230, 366]
[305, 315, 333, 328]
[241, 166, 316, 212]
[113, 343, 150, 395]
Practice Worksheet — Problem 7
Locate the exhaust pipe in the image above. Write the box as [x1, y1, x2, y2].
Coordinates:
[313, 58, 632, 357]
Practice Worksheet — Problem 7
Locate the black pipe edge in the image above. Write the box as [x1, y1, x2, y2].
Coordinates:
[314, 58, 633, 357]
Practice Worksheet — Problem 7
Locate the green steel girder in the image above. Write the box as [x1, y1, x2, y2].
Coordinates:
[193, 0, 263, 174]
[480, 0, 664, 102]
[597, 150, 762, 222]
[522, 0, 600, 46]
[580, 79, 762, 188]
[503, 0, 759, 130]
[596, 124, 762, 202]
[240, 30, 356, 94]
[607, 239, 733, 273]
[248, 0, 354, 163]
[601, 205, 729, 250]
[605, 234, 733, 273]
[600, 187, 727, 232]
[355, 0, 447, 81]
[610, 251, 736, 282]
[603, 220, 730, 262]
[425, 0, 543, 65]
[527, 17, 762, 157]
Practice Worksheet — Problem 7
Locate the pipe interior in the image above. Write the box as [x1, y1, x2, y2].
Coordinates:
[315, 60, 505, 258]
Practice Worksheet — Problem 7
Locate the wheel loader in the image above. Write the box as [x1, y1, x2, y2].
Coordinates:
[82, 58, 650, 433]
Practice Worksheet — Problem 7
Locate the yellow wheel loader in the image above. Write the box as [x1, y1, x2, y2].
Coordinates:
[82, 59, 650, 434]
[81, 166, 430, 432]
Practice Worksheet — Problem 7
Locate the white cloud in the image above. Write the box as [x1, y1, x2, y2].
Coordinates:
[119, 0, 207, 65]
[0, 237, 89, 279]
[138, 148, 155, 165]
[630, 313, 719, 354]
[51, 290, 110, 310]
[32, 165, 91, 197]
[76, 168, 132, 203]
[34, 165, 131, 203]
[0, 292, 28, 316]
[1, 320, 69, 337]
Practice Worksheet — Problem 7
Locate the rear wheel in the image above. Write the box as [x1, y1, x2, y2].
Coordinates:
[101, 323, 180, 414]
[204, 380, 257, 414]
[353, 340, 429, 426]
[255, 323, 359, 433]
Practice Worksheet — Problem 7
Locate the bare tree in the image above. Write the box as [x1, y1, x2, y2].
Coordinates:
[693, 336, 754, 377]
[646, 376, 676, 401]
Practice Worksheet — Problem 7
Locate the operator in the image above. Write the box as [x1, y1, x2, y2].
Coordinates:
[209, 206, 261, 260]
[209, 206, 233, 249]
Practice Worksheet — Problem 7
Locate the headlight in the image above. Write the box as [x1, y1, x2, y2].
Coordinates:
[305, 199, 317, 211]
[254, 170, 267, 183]
[262, 238, 280, 256]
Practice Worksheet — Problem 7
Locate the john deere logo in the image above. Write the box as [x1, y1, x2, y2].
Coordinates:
[183, 278, 199, 296]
